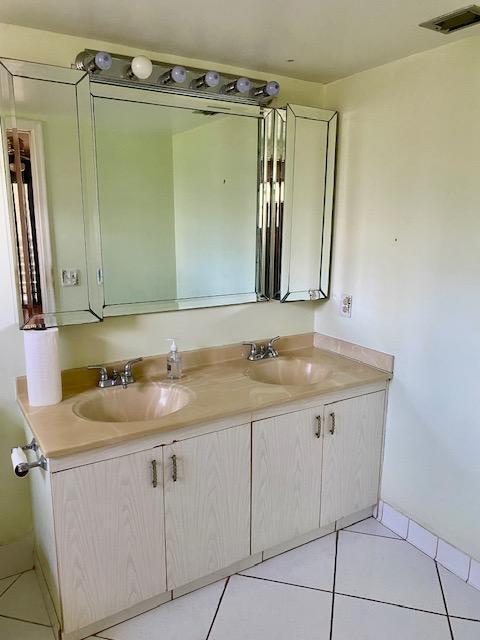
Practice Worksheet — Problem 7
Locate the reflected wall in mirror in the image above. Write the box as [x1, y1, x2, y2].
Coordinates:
[0, 60, 102, 328]
[259, 104, 337, 302]
[93, 87, 262, 314]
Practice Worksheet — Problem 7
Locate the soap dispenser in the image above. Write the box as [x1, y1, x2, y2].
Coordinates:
[166, 339, 182, 380]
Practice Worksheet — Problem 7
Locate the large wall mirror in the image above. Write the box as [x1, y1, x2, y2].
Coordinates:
[0, 59, 102, 328]
[91, 85, 264, 315]
[1, 57, 337, 327]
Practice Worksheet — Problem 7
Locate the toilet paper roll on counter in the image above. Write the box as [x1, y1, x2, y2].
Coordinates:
[23, 327, 62, 406]
[11, 447, 29, 477]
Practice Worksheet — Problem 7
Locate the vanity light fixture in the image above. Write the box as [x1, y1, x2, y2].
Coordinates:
[159, 65, 187, 85]
[191, 70, 220, 89]
[75, 51, 113, 73]
[74, 49, 280, 104]
[127, 56, 153, 80]
[252, 80, 280, 98]
[222, 77, 252, 94]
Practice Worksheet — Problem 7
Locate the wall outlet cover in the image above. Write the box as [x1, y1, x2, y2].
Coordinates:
[61, 269, 80, 287]
[340, 294, 352, 317]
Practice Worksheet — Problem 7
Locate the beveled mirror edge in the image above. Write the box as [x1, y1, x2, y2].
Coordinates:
[0, 57, 105, 329]
[279, 104, 337, 303]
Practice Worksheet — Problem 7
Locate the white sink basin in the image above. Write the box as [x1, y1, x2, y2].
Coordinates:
[73, 382, 192, 423]
[245, 356, 331, 386]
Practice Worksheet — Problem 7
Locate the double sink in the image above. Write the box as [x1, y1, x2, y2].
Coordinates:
[74, 356, 330, 424]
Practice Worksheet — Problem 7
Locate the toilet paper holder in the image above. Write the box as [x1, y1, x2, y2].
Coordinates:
[11, 439, 47, 477]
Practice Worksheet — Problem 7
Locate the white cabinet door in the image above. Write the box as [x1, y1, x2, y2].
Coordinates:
[320, 391, 385, 526]
[53, 448, 166, 633]
[164, 424, 251, 590]
[251, 407, 323, 553]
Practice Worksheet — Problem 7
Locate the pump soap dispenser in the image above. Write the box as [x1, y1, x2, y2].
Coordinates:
[166, 339, 183, 380]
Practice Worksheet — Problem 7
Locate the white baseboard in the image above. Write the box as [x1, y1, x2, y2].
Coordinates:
[377, 501, 479, 592]
[0, 533, 34, 579]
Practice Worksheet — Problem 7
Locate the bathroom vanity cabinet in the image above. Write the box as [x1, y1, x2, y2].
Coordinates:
[26, 381, 387, 639]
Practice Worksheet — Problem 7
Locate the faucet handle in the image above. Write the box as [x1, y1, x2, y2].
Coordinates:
[123, 357, 143, 376]
[267, 336, 280, 357]
[87, 365, 109, 382]
[242, 341, 259, 360]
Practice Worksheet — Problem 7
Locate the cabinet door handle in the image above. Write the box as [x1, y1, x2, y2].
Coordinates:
[151, 459, 158, 488]
[171, 454, 177, 482]
[329, 412, 336, 435]
[315, 415, 322, 438]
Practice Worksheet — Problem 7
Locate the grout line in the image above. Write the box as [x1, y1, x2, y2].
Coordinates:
[0, 572, 23, 599]
[342, 529, 402, 541]
[256, 529, 336, 564]
[205, 576, 229, 640]
[435, 562, 454, 640]
[0, 613, 52, 628]
[336, 592, 448, 617]
[329, 531, 339, 640]
[237, 573, 332, 594]
[237, 571, 455, 619]
[448, 614, 480, 623]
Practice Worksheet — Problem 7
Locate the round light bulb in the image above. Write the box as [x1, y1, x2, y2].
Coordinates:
[94, 51, 112, 71]
[204, 70, 220, 87]
[170, 65, 187, 83]
[236, 77, 251, 93]
[130, 56, 153, 80]
[265, 80, 280, 96]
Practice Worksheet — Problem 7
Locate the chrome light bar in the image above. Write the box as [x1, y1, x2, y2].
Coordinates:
[74, 50, 280, 105]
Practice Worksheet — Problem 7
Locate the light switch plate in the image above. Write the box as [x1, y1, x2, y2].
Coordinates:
[340, 294, 352, 317]
[61, 269, 79, 287]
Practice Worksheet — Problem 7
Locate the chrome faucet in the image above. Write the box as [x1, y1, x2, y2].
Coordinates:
[243, 336, 280, 361]
[88, 358, 143, 389]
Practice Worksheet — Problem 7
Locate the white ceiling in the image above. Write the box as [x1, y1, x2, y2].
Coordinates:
[0, 0, 478, 83]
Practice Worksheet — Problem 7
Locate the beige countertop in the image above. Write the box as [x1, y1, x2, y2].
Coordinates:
[17, 343, 391, 459]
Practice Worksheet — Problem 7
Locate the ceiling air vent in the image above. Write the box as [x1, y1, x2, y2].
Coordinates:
[420, 5, 480, 33]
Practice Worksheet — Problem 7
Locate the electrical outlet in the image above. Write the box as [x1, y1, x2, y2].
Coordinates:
[61, 269, 79, 287]
[340, 294, 352, 318]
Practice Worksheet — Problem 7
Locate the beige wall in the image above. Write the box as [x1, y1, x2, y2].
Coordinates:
[0, 23, 323, 547]
[317, 35, 480, 560]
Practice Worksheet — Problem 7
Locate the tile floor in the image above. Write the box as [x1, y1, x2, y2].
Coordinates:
[1, 518, 479, 639]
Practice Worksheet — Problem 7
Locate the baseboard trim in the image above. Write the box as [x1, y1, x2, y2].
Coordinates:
[0, 533, 34, 579]
[377, 501, 480, 592]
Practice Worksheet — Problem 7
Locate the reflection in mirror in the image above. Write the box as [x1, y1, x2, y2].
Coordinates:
[94, 95, 260, 312]
[0, 60, 102, 328]
[8, 127, 48, 324]
[279, 105, 337, 302]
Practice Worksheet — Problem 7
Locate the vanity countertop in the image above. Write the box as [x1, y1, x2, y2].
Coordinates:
[17, 345, 391, 459]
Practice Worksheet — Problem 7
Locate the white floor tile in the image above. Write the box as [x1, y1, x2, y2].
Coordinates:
[438, 566, 480, 621]
[381, 504, 409, 538]
[209, 574, 332, 640]
[240, 532, 336, 590]
[0, 570, 50, 625]
[450, 617, 480, 640]
[335, 532, 445, 613]
[345, 518, 400, 539]
[0, 574, 18, 597]
[436, 540, 470, 581]
[97, 579, 225, 640]
[0, 616, 54, 639]
[332, 594, 451, 640]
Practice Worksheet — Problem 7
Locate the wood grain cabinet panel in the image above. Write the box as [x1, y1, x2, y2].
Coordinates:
[251, 407, 324, 553]
[164, 424, 251, 590]
[53, 448, 166, 633]
[320, 391, 385, 526]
